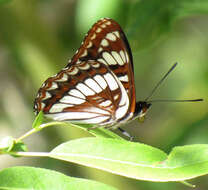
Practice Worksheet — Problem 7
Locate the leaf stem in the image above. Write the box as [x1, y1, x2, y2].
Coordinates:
[16, 121, 74, 143]
[16, 128, 38, 143]
[179, 181, 196, 188]
[11, 151, 50, 157]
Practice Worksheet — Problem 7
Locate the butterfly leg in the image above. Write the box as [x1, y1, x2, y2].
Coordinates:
[117, 127, 134, 141]
[87, 125, 134, 141]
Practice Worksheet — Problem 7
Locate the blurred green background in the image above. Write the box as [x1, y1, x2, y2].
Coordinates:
[0, 0, 208, 189]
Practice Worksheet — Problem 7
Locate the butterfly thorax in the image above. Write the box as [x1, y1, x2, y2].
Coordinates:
[133, 101, 151, 122]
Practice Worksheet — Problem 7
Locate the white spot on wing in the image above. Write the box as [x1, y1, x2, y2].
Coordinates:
[41, 83, 46, 88]
[96, 28, 102, 33]
[85, 78, 102, 93]
[49, 103, 73, 113]
[94, 75, 107, 89]
[113, 31, 120, 38]
[114, 94, 119, 100]
[68, 67, 79, 75]
[105, 21, 111, 25]
[92, 62, 100, 68]
[101, 24, 106, 28]
[47, 82, 58, 90]
[104, 73, 118, 90]
[78, 63, 90, 70]
[112, 51, 124, 66]
[102, 52, 117, 65]
[100, 100, 112, 107]
[125, 51, 129, 63]
[76, 83, 95, 96]
[82, 117, 110, 124]
[115, 80, 129, 119]
[80, 50, 87, 57]
[69, 89, 86, 99]
[119, 75, 129, 82]
[86, 107, 109, 115]
[101, 39, 109, 47]
[106, 33, 116, 41]
[42, 92, 52, 100]
[119, 90, 127, 106]
[41, 102, 45, 109]
[86, 41, 92, 48]
[115, 96, 129, 119]
[60, 95, 86, 104]
[47, 112, 102, 121]
[120, 50, 126, 63]
[98, 47, 103, 53]
[36, 92, 40, 98]
[91, 33, 96, 40]
[76, 60, 81, 64]
[98, 58, 107, 65]
[55, 73, 68, 82]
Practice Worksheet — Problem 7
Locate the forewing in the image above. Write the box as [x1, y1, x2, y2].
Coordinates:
[68, 18, 136, 114]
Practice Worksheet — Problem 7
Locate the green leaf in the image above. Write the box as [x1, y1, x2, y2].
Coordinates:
[32, 111, 44, 129]
[166, 144, 208, 179]
[50, 138, 208, 182]
[39, 120, 124, 140]
[10, 142, 27, 157]
[0, 137, 27, 156]
[0, 167, 117, 190]
[72, 123, 125, 140]
[127, 0, 208, 50]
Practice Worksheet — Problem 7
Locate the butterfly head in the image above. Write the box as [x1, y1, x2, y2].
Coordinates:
[134, 101, 151, 122]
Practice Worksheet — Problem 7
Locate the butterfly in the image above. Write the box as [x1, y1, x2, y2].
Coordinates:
[34, 18, 151, 135]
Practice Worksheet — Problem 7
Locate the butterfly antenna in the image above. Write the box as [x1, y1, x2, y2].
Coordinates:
[148, 99, 203, 103]
[145, 62, 178, 101]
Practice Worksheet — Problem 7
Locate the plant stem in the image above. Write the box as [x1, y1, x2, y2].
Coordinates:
[12, 151, 50, 157]
[16, 128, 38, 143]
[15, 121, 80, 143]
[179, 181, 195, 188]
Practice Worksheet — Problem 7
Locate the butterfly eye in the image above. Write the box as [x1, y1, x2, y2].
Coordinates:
[134, 101, 151, 122]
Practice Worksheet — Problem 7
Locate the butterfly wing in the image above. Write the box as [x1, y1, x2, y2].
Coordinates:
[68, 18, 136, 115]
[34, 61, 130, 125]
[34, 18, 135, 125]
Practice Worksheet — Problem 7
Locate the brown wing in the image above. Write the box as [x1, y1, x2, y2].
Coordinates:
[67, 18, 136, 114]
[34, 18, 135, 125]
[34, 61, 130, 125]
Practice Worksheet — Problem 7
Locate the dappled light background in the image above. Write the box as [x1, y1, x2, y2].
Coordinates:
[0, 0, 208, 189]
